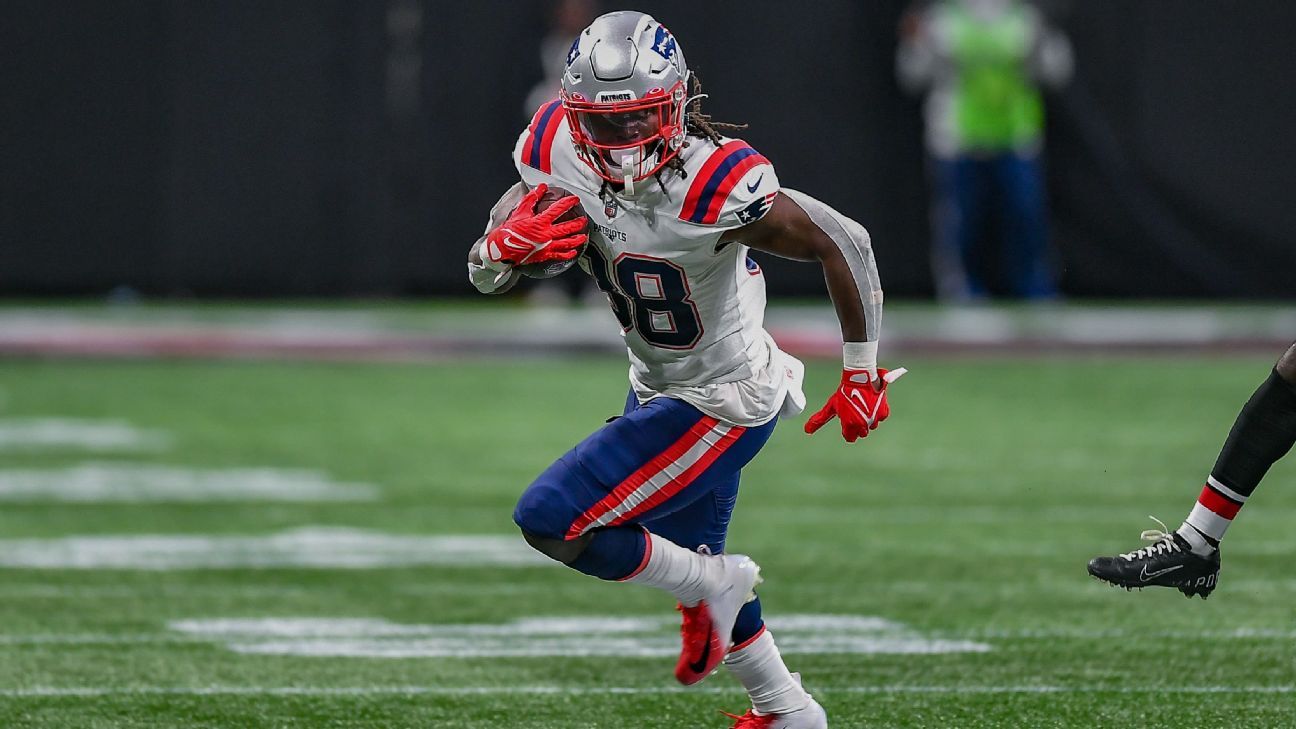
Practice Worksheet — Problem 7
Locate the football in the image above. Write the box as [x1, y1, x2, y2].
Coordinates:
[517, 185, 587, 279]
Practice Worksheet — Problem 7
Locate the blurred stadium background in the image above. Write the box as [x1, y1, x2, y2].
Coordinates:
[1, 2, 1294, 727]
[4, 0, 1294, 299]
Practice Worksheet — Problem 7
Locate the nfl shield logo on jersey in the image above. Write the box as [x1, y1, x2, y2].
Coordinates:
[605, 200, 618, 219]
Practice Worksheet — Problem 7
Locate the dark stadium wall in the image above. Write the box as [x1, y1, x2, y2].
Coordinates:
[1, 1, 1293, 298]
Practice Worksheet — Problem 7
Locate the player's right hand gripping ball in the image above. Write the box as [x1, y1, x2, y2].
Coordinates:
[804, 367, 907, 443]
[482, 183, 588, 279]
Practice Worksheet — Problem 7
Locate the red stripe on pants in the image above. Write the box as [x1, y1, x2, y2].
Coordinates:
[565, 417, 719, 539]
[606, 425, 744, 527]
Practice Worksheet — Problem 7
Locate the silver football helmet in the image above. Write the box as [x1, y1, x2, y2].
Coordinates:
[560, 11, 690, 191]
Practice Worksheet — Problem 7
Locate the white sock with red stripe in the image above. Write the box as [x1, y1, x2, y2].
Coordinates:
[723, 629, 811, 716]
[621, 533, 721, 606]
[1177, 475, 1246, 557]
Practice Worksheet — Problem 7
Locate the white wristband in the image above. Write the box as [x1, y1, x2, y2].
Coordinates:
[843, 341, 878, 372]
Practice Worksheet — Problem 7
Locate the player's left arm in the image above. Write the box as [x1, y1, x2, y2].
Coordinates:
[724, 191, 904, 442]
[726, 193, 873, 343]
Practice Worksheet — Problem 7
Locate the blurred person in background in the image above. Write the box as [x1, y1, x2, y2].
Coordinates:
[524, 0, 601, 306]
[897, 0, 1072, 302]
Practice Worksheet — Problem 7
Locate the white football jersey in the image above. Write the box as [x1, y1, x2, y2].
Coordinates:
[511, 101, 805, 427]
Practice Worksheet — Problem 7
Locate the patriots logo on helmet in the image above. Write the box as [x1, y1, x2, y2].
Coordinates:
[651, 26, 678, 65]
[736, 192, 777, 224]
[566, 38, 581, 67]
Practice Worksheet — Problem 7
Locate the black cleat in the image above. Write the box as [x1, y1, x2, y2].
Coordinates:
[1087, 521, 1220, 599]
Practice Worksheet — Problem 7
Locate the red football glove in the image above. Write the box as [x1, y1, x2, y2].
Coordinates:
[482, 183, 588, 268]
[804, 367, 907, 443]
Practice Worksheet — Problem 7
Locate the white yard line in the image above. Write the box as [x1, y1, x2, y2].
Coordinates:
[0, 528, 548, 569]
[166, 614, 991, 658]
[0, 463, 378, 502]
[8, 579, 1296, 601]
[2, 622, 1294, 648]
[169, 616, 671, 638]
[0, 685, 1291, 697]
[0, 585, 323, 599]
[0, 634, 202, 645]
[0, 419, 169, 452]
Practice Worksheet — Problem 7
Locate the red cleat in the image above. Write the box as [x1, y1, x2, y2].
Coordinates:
[673, 554, 762, 685]
[722, 710, 778, 728]
[721, 700, 827, 728]
[674, 602, 725, 685]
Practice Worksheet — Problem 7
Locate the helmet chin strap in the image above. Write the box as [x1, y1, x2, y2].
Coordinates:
[616, 150, 639, 195]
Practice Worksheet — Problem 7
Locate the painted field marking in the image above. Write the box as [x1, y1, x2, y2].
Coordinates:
[5, 625, 1294, 647]
[0, 418, 169, 451]
[0, 463, 378, 502]
[0, 585, 327, 599]
[0, 685, 1291, 698]
[167, 614, 991, 658]
[0, 634, 199, 646]
[0, 528, 549, 569]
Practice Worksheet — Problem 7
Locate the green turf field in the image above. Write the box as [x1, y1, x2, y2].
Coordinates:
[1, 356, 1293, 728]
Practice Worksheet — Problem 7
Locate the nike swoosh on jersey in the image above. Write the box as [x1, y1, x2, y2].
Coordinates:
[746, 174, 765, 194]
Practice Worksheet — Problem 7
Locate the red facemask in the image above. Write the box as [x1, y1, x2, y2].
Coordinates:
[562, 80, 687, 187]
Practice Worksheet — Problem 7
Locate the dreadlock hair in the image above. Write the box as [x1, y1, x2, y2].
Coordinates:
[662, 72, 747, 179]
[597, 73, 748, 201]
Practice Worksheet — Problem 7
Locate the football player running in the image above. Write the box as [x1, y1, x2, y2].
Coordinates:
[1088, 342, 1296, 599]
[468, 12, 900, 727]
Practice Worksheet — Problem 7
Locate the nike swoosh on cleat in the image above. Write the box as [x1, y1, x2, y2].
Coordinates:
[746, 174, 764, 193]
[1139, 564, 1183, 581]
[687, 637, 713, 676]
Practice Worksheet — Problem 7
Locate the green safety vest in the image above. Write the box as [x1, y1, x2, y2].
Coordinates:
[945, 3, 1044, 149]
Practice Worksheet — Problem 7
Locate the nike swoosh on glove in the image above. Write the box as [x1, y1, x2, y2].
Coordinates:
[804, 367, 907, 443]
[482, 183, 588, 269]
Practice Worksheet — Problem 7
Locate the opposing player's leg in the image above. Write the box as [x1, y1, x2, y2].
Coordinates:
[1088, 343, 1296, 598]
[643, 473, 824, 725]
[512, 394, 772, 682]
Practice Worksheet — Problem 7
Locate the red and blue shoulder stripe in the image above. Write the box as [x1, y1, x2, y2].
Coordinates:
[678, 140, 770, 225]
[521, 100, 564, 174]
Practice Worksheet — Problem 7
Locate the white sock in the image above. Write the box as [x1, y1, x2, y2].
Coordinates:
[622, 533, 720, 606]
[1175, 477, 1242, 557]
[723, 629, 812, 715]
[1176, 522, 1218, 558]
